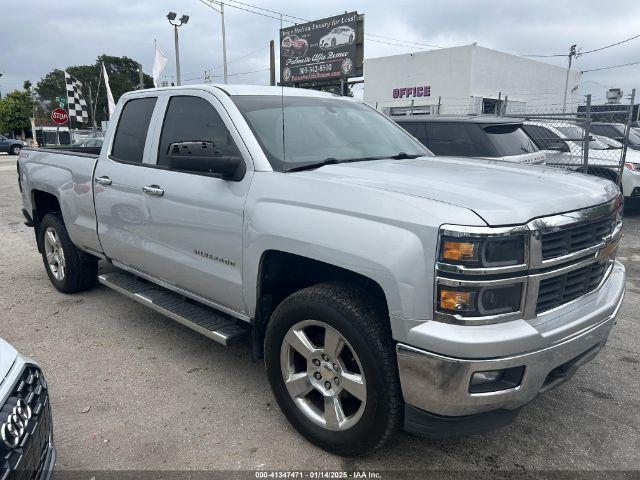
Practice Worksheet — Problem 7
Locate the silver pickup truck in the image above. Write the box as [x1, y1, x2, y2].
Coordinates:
[17, 85, 625, 455]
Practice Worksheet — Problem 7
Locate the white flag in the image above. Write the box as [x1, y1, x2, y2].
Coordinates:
[153, 41, 168, 87]
[102, 63, 115, 118]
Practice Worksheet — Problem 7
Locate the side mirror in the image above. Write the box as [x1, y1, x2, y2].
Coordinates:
[614, 137, 624, 143]
[166, 141, 245, 181]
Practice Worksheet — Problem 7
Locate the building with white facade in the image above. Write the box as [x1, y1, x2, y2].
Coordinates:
[363, 44, 582, 115]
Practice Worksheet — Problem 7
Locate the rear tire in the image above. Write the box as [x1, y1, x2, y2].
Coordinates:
[264, 282, 402, 456]
[38, 213, 98, 293]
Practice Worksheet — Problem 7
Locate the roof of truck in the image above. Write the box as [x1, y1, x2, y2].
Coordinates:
[125, 84, 339, 98]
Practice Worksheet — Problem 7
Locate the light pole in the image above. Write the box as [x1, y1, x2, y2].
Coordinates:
[167, 12, 189, 86]
[199, 0, 228, 84]
[0, 73, 3, 98]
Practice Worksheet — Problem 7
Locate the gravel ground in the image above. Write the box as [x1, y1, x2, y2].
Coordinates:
[1, 152, 639, 475]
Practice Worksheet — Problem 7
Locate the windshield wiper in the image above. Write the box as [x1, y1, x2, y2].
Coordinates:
[390, 152, 422, 159]
[286, 152, 423, 172]
[286, 157, 341, 172]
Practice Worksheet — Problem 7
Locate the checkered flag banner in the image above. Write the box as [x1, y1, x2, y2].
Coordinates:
[64, 72, 89, 123]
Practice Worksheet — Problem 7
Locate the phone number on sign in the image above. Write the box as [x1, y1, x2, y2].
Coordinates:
[297, 64, 333, 75]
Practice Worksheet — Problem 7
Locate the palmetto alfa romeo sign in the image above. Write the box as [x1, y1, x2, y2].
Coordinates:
[280, 12, 360, 84]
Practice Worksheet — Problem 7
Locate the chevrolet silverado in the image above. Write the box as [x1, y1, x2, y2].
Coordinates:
[17, 85, 625, 455]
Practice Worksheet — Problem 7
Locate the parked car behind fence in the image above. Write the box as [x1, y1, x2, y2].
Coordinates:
[393, 116, 546, 165]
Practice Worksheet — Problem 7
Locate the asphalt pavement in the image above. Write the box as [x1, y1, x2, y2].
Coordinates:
[0, 152, 639, 475]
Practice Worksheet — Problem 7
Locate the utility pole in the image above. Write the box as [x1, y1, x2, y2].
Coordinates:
[87, 83, 96, 132]
[199, 1, 228, 84]
[138, 63, 144, 90]
[562, 44, 577, 114]
[221, 3, 228, 84]
[269, 40, 276, 86]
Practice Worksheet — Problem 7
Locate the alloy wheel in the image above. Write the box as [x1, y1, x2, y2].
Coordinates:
[279, 319, 367, 431]
[43, 227, 66, 281]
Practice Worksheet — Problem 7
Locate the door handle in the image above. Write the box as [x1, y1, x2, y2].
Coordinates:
[95, 176, 112, 186]
[143, 185, 164, 196]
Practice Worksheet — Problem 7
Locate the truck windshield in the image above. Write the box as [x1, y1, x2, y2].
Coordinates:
[232, 95, 430, 172]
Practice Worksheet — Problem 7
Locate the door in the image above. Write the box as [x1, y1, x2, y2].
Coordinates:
[136, 92, 253, 315]
[0, 135, 9, 153]
[94, 96, 158, 269]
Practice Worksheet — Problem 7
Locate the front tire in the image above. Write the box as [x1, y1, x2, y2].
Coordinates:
[38, 213, 98, 293]
[264, 282, 402, 456]
[9, 145, 21, 155]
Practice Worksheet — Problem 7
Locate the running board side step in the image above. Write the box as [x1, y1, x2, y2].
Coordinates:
[98, 272, 249, 346]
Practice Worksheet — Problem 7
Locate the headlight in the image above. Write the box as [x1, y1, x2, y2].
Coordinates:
[624, 162, 640, 171]
[437, 283, 523, 317]
[439, 235, 525, 268]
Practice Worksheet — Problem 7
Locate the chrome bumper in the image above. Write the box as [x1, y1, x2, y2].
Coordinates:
[396, 265, 625, 417]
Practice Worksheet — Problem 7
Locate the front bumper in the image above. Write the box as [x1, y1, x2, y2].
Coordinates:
[397, 261, 625, 419]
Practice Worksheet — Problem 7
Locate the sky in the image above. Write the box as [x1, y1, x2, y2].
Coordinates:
[1, 0, 639, 105]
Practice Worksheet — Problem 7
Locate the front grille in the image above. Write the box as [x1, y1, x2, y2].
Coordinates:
[1, 366, 52, 480]
[536, 262, 608, 314]
[540, 214, 615, 260]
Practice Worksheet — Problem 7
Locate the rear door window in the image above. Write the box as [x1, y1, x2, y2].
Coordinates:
[111, 97, 157, 163]
[424, 123, 492, 156]
[482, 124, 538, 156]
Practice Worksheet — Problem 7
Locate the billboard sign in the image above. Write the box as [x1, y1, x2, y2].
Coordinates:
[280, 12, 360, 84]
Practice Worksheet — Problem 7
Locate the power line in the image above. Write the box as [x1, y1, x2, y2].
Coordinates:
[208, 0, 447, 51]
[520, 53, 567, 58]
[214, 45, 269, 69]
[578, 33, 640, 56]
[581, 59, 640, 73]
[183, 67, 270, 82]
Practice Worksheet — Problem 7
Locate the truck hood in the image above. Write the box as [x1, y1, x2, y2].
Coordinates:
[0, 338, 18, 385]
[304, 156, 618, 226]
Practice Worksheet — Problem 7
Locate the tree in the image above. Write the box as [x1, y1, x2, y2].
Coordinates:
[0, 89, 35, 138]
[35, 55, 154, 126]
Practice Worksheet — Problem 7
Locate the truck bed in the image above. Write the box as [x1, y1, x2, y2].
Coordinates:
[19, 147, 103, 256]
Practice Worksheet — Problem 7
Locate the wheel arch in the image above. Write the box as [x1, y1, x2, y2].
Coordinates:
[250, 249, 394, 361]
[31, 189, 62, 253]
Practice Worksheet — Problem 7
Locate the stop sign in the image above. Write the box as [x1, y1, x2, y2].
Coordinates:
[51, 108, 69, 125]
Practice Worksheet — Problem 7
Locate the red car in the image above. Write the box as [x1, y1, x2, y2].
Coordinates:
[281, 35, 308, 57]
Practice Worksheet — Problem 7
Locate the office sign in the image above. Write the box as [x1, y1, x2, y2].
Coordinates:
[280, 12, 362, 84]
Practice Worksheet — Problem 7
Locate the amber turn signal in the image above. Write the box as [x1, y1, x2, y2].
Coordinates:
[441, 240, 478, 262]
[439, 288, 475, 313]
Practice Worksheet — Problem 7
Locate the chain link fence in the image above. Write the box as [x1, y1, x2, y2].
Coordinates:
[380, 90, 639, 200]
[503, 91, 637, 198]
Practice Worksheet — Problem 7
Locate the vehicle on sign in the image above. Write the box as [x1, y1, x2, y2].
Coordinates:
[17, 84, 625, 455]
[0, 135, 26, 155]
[393, 115, 546, 165]
[281, 35, 308, 57]
[50, 108, 68, 125]
[0, 337, 55, 479]
[320, 26, 355, 49]
[522, 121, 640, 204]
